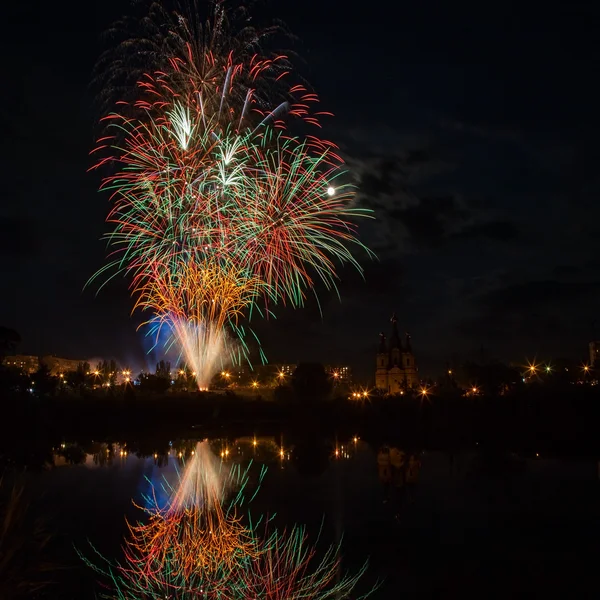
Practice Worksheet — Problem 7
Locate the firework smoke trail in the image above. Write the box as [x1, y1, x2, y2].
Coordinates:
[90, 1, 374, 388]
[80, 441, 376, 599]
[170, 441, 228, 511]
[135, 263, 259, 388]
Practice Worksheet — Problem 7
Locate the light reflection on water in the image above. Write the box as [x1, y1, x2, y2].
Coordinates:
[49, 435, 366, 515]
[7, 437, 600, 599]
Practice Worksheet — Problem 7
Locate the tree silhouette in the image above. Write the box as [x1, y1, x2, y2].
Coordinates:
[32, 364, 56, 397]
[291, 363, 331, 400]
[0, 327, 20, 361]
[155, 360, 171, 379]
[95, 359, 118, 386]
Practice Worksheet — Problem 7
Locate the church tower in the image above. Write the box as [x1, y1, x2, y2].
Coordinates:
[402, 332, 419, 388]
[374, 314, 419, 394]
[387, 313, 404, 394]
[389, 313, 402, 367]
[375, 333, 389, 391]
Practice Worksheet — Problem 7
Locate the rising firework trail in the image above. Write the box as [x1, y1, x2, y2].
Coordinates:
[89, 1, 373, 388]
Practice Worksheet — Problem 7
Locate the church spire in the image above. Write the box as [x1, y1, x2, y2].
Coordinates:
[389, 313, 402, 350]
[378, 332, 387, 353]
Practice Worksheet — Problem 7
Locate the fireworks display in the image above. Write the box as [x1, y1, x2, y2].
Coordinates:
[81, 441, 374, 599]
[90, 1, 372, 388]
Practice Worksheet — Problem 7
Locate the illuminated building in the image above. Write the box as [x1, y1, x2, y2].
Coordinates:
[40, 355, 83, 376]
[274, 364, 296, 376]
[2, 354, 39, 374]
[375, 314, 419, 393]
[325, 365, 352, 383]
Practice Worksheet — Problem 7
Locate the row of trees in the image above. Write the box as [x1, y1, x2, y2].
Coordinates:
[432, 358, 597, 398]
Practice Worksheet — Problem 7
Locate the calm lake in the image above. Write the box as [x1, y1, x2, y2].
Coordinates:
[6, 435, 600, 599]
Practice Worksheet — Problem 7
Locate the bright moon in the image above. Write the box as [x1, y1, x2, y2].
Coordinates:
[327, 186, 335, 196]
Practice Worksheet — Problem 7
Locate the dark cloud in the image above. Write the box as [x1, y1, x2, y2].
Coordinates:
[480, 280, 600, 313]
[387, 196, 467, 246]
[452, 219, 520, 242]
[405, 148, 434, 166]
[551, 264, 581, 278]
[458, 279, 600, 354]
[357, 159, 400, 198]
[339, 257, 406, 296]
[0, 216, 39, 259]
[352, 146, 475, 252]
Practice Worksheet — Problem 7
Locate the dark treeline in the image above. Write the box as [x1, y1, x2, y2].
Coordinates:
[2, 360, 600, 464]
[2, 380, 600, 463]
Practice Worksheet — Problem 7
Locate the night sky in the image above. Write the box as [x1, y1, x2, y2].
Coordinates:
[2, 0, 600, 379]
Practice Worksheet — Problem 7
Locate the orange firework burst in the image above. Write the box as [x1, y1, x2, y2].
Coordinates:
[134, 261, 260, 387]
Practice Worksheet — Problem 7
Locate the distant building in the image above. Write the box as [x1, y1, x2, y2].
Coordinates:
[40, 355, 82, 376]
[325, 365, 352, 384]
[275, 364, 296, 376]
[2, 354, 39, 374]
[375, 314, 419, 393]
[590, 342, 600, 368]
